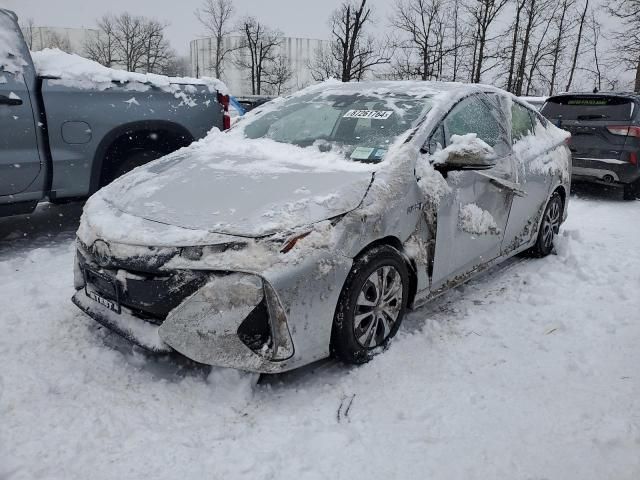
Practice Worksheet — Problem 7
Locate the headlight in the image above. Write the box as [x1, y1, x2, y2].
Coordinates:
[279, 231, 312, 253]
[180, 242, 248, 260]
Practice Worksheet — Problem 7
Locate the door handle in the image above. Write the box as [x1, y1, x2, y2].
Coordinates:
[0, 94, 23, 106]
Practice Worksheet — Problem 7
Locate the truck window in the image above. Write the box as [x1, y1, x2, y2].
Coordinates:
[542, 95, 634, 121]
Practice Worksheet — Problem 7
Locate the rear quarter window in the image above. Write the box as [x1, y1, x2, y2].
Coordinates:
[511, 102, 535, 143]
[542, 95, 634, 121]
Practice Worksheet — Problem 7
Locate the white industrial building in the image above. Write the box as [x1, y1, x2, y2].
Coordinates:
[190, 35, 329, 96]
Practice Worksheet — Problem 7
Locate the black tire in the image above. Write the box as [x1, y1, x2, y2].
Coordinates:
[331, 245, 410, 365]
[622, 181, 639, 201]
[102, 149, 164, 186]
[528, 191, 563, 258]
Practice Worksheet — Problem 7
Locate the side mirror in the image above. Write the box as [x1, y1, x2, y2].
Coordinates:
[434, 133, 496, 171]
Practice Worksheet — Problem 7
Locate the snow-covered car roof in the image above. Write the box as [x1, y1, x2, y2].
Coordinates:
[31, 48, 228, 94]
[293, 79, 497, 100]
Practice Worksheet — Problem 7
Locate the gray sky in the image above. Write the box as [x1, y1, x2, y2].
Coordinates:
[0, 0, 394, 55]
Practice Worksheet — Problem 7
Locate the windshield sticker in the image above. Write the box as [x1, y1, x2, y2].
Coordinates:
[343, 110, 393, 120]
[350, 147, 375, 160]
[373, 148, 387, 159]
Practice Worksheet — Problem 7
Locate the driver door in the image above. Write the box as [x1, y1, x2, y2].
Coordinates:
[426, 93, 516, 291]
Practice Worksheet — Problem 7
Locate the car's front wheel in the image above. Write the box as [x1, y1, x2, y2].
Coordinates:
[331, 245, 409, 364]
[529, 191, 563, 257]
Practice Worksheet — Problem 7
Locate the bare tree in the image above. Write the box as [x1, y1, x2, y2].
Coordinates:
[582, 8, 603, 91]
[264, 54, 295, 95]
[141, 19, 174, 73]
[469, 0, 509, 83]
[195, 0, 235, 78]
[565, 0, 589, 92]
[84, 15, 119, 67]
[391, 0, 447, 80]
[505, 0, 526, 92]
[236, 17, 282, 95]
[608, 0, 640, 92]
[548, 0, 573, 95]
[309, 44, 341, 81]
[312, 0, 390, 82]
[84, 13, 173, 74]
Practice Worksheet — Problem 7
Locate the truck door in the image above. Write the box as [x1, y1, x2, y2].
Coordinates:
[0, 10, 41, 197]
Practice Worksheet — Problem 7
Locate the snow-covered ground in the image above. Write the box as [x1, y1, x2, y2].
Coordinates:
[1, 187, 639, 480]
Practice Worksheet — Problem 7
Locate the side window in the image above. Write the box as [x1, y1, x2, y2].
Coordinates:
[443, 95, 509, 155]
[511, 102, 535, 144]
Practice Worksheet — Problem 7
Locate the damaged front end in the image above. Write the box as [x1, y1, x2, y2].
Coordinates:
[72, 240, 296, 373]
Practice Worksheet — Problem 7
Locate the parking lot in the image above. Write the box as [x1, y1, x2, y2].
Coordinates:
[1, 185, 638, 480]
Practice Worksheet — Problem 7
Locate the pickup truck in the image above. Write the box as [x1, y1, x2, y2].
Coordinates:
[0, 9, 229, 217]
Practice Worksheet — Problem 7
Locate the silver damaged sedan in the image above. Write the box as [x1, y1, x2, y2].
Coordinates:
[72, 81, 571, 373]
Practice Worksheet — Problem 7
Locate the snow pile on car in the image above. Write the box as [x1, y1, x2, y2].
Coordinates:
[514, 120, 571, 182]
[0, 12, 28, 74]
[458, 203, 500, 235]
[431, 133, 494, 165]
[31, 48, 228, 96]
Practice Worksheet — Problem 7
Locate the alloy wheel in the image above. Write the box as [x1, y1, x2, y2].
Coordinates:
[542, 197, 561, 250]
[353, 266, 404, 348]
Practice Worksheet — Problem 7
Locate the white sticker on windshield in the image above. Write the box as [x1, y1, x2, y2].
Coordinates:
[350, 147, 375, 160]
[343, 110, 393, 120]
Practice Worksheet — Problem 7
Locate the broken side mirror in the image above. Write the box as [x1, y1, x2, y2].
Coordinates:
[434, 133, 497, 172]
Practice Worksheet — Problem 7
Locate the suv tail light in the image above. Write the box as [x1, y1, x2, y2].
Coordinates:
[217, 93, 231, 130]
[606, 125, 640, 137]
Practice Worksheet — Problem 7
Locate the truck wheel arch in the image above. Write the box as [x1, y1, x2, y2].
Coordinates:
[90, 120, 194, 193]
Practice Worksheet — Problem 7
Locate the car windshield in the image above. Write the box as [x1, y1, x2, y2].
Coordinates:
[242, 91, 431, 163]
[542, 95, 634, 121]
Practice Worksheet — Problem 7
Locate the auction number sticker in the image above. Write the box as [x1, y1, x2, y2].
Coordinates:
[343, 110, 393, 120]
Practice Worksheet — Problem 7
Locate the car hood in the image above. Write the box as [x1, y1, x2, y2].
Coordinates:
[100, 150, 374, 238]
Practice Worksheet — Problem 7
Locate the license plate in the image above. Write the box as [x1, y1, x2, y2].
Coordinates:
[87, 290, 120, 313]
[83, 267, 121, 314]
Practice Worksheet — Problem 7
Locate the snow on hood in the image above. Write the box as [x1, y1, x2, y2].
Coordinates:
[93, 129, 376, 239]
[31, 48, 227, 95]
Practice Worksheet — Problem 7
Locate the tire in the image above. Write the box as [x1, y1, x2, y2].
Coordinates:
[102, 149, 164, 186]
[622, 181, 639, 201]
[528, 191, 563, 258]
[331, 245, 410, 365]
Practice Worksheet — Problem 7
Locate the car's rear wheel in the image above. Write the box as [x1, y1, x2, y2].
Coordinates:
[529, 191, 563, 258]
[331, 245, 409, 364]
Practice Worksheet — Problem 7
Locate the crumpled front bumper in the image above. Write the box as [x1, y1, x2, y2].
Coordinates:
[158, 273, 295, 373]
[73, 269, 297, 373]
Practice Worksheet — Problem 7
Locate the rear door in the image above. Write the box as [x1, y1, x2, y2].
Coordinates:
[541, 95, 636, 175]
[0, 11, 41, 197]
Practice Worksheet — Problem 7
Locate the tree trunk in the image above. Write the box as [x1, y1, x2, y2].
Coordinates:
[635, 56, 640, 93]
[549, 0, 568, 96]
[565, 0, 589, 92]
[515, 0, 536, 96]
[507, 0, 524, 92]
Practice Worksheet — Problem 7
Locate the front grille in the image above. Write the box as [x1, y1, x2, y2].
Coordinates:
[78, 240, 179, 273]
[78, 247, 210, 324]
